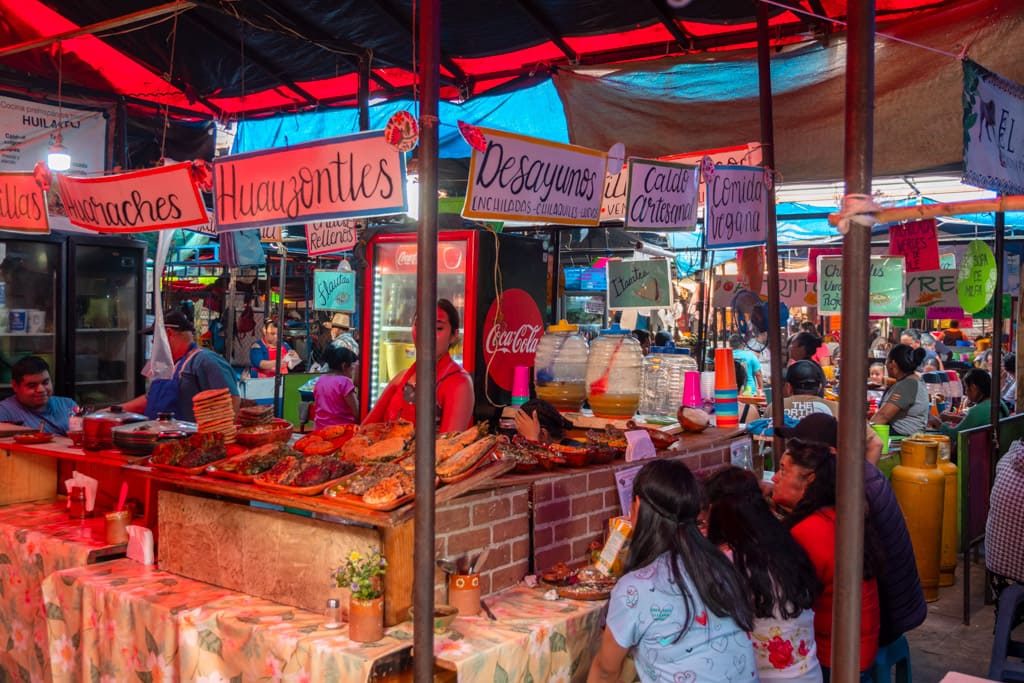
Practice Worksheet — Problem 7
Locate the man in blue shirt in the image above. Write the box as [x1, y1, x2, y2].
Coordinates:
[0, 356, 78, 435]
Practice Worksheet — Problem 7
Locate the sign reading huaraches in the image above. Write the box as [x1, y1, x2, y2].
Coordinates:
[213, 131, 407, 232]
[57, 163, 208, 233]
[463, 127, 605, 226]
[0, 172, 48, 233]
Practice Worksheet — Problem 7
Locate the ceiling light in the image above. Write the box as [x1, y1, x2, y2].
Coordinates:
[47, 131, 71, 172]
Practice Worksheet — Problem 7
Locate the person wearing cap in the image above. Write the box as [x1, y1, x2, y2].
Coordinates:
[250, 318, 300, 378]
[765, 359, 838, 420]
[773, 414, 927, 652]
[122, 311, 240, 422]
[0, 356, 78, 435]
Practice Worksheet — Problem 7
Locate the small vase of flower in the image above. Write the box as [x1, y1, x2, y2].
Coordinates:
[334, 546, 388, 642]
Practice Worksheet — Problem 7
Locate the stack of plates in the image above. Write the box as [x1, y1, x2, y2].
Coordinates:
[193, 388, 236, 444]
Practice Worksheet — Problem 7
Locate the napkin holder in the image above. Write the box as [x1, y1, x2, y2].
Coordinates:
[126, 525, 155, 565]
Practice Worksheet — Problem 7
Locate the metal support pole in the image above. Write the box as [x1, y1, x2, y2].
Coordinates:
[991, 203, 1005, 455]
[358, 55, 371, 132]
[696, 244, 709, 372]
[757, 5, 785, 451]
[834, 0, 875, 679]
[550, 229, 561, 324]
[273, 246, 287, 417]
[414, 0, 440, 679]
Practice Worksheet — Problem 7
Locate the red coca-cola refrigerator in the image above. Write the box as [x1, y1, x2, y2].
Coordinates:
[359, 229, 547, 421]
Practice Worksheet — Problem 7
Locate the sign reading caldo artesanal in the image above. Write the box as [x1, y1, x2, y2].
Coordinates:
[623, 159, 698, 231]
[213, 131, 407, 232]
[463, 127, 605, 226]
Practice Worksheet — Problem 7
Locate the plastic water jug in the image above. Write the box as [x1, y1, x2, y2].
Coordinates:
[585, 325, 643, 418]
[533, 319, 589, 412]
[639, 345, 698, 418]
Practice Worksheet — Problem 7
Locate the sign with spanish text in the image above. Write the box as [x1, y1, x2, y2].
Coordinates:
[712, 272, 815, 310]
[0, 93, 107, 174]
[606, 258, 672, 310]
[0, 172, 48, 233]
[306, 218, 359, 256]
[888, 219, 939, 272]
[807, 248, 842, 283]
[259, 226, 282, 242]
[963, 59, 1024, 195]
[957, 239, 997, 314]
[817, 256, 905, 316]
[56, 162, 208, 233]
[905, 269, 959, 309]
[463, 127, 605, 226]
[623, 159, 698, 231]
[704, 165, 769, 249]
[185, 215, 216, 235]
[213, 131, 407, 232]
[313, 269, 356, 312]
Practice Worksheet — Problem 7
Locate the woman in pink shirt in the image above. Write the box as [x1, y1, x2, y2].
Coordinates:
[313, 342, 359, 429]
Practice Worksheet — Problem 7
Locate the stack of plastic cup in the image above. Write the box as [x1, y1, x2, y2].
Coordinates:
[682, 371, 702, 409]
[511, 366, 530, 406]
[714, 348, 739, 428]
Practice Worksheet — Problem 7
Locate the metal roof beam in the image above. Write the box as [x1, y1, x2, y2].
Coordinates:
[511, 0, 578, 63]
[646, 0, 696, 51]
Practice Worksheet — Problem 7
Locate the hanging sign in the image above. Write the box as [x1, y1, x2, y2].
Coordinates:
[712, 273, 815, 309]
[463, 127, 605, 226]
[888, 219, 940, 272]
[606, 258, 672, 309]
[306, 219, 358, 256]
[313, 269, 356, 312]
[213, 131, 407, 232]
[939, 253, 957, 269]
[807, 248, 842, 283]
[962, 59, 1024, 195]
[0, 172, 48, 233]
[704, 165, 769, 250]
[905, 269, 959, 309]
[1006, 252, 1021, 296]
[957, 239, 997, 314]
[623, 159, 698, 231]
[0, 94, 107, 173]
[817, 256, 905, 316]
[56, 162, 209, 233]
[259, 226, 282, 242]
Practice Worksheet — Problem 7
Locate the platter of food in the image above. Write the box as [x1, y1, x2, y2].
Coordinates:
[556, 583, 614, 601]
[437, 434, 501, 483]
[205, 443, 296, 482]
[147, 432, 229, 474]
[234, 418, 294, 447]
[324, 462, 416, 510]
[253, 455, 358, 495]
[13, 432, 55, 444]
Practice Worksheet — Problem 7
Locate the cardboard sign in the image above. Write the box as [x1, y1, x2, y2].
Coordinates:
[0, 172, 48, 233]
[623, 159, 698, 231]
[957, 239, 997, 314]
[306, 219, 358, 255]
[712, 272, 815, 309]
[0, 93, 107, 173]
[818, 256, 905, 316]
[606, 258, 672, 310]
[213, 131, 407, 232]
[704, 165, 769, 249]
[463, 127, 605, 226]
[57, 162, 208, 233]
[905, 269, 959, 309]
[889, 219, 939, 271]
[313, 269, 356, 312]
[259, 226, 282, 242]
[963, 59, 1024, 195]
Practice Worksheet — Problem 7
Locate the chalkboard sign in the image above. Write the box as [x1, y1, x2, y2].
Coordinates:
[606, 258, 672, 310]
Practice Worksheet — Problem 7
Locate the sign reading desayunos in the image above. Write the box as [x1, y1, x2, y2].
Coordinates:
[306, 219, 359, 256]
[818, 256, 906, 316]
[463, 127, 605, 226]
[0, 172, 48, 233]
[606, 258, 673, 310]
[57, 162, 208, 233]
[623, 159, 698, 231]
[704, 165, 769, 250]
[213, 131, 407, 232]
[313, 269, 357, 312]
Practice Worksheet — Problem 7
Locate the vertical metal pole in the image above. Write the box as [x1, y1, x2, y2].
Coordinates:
[358, 55, 371, 132]
[834, 0, 874, 678]
[273, 246, 287, 417]
[757, 5, 785, 451]
[550, 229, 561, 324]
[414, 0, 440, 679]
[696, 241, 709, 372]
[991, 203, 1005, 454]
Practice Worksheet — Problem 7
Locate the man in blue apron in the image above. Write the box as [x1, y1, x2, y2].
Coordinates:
[122, 311, 240, 422]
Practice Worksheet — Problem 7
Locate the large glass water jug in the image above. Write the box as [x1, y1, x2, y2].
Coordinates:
[639, 345, 698, 418]
[585, 325, 643, 418]
[534, 319, 589, 412]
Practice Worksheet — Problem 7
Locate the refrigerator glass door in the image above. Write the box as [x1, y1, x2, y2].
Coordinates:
[0, 240, 60, 397]
[368, 239, 467, 406]
[72, 244, 141, 405]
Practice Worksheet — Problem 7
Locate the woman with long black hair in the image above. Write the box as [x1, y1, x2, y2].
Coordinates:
[870, 342, 929, 436]
[704, 466, 823, 681]
[587, 459, 756, 683]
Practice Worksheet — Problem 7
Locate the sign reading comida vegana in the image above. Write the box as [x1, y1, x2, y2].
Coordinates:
[962, 59, 1024, 195]
[0, 172, 48, 233]
[57, 162, 208, 233]
[606, 258, 672, 310]
[704, 165, 769, 249]
[624, 159, 698, 231]
[463, 127, 605, 226]
[818, 256, 905, 316]
[213, 131, 407, 232]
[313, 269, 356, 312]
[306, 219, 358, 256]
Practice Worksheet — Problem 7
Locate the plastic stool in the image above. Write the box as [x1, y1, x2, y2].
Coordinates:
[989, 583, 1024, 681]
[870, 634, 911, 683]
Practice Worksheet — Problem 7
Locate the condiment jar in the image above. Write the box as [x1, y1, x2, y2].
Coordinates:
[533, 319, 589, 412]
[585, 325, 643, 419]
[68, 486, 87, 519]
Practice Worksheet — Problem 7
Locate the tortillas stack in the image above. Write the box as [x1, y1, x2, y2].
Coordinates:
[237, 405, 273, 427]
[193, 388, 237, 444]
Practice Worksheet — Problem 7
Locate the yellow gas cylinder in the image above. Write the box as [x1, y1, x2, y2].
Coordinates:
[914, 433, 958, 586]
[892, 438, 945, 602]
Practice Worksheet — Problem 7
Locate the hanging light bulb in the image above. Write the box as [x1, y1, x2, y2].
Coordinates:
[47, 131, 71, 172]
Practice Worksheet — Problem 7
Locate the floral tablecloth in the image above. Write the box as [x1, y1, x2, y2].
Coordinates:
[0, 500, 124, 683]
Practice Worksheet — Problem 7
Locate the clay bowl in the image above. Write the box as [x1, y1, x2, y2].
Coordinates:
[409, 604, 459, 633]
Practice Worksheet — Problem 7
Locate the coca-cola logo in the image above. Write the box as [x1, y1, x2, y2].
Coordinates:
[483, 288, 544, 391]
[395, 246, 417, 268]
[391, 243, 465, 274]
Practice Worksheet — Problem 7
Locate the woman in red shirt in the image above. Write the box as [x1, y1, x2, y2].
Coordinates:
[365, 299, 474, 433]
[772, 439, 882, 681]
